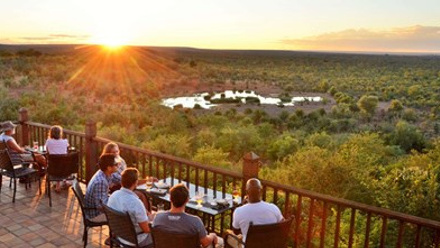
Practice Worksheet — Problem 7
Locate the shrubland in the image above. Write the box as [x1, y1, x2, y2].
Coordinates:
[1, 46, 440, 223]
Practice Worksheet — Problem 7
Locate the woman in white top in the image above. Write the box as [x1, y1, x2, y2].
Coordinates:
[45, 125, 69, 192]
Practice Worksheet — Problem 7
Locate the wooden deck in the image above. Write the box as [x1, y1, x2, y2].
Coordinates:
[0, 176, 109, 248]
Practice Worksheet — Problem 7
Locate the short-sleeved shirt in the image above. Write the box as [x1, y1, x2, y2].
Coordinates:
[232, 201, 284, 242]
[108, 188, 152, 246]
[0, 133, 13, 143]
[84, 170, 111, 219]
[153, 212, 207, 239]
[0, 133, 32, 163]
[45, 138, 69, 154]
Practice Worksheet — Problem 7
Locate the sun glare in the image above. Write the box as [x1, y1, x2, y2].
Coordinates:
[87, 2, 138, 50]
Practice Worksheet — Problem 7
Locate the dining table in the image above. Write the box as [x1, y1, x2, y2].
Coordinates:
[137, 177, 242, 233]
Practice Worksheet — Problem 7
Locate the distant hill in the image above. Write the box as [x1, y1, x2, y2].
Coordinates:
[1, 44, 438, 57]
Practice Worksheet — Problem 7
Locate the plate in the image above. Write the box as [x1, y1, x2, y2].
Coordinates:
[216, 199, 228, 205]
[150, 188, 167, 196]
[136, 184, 147, 190]
[155, 182, 170, 189]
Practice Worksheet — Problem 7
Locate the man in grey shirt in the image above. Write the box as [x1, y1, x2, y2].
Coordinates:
[153, 184, 222, 247]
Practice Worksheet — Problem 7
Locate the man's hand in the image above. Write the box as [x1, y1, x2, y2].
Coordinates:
[209, 233, 218, 244]
[147, 211, 157, 221]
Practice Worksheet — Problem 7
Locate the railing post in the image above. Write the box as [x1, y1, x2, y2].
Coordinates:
[242, 152, 261, 181]
[18, 107, 29, 146]
[242, 152, 261, 198]
[85, 120, 98, 183]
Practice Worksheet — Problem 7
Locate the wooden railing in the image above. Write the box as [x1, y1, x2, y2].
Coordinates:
[15, 108, 440, 247]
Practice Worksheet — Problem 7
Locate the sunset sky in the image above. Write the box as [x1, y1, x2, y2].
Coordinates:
[1, 0, 439, 53]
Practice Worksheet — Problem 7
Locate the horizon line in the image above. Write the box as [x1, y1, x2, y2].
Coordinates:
[1, 43, 439, 56]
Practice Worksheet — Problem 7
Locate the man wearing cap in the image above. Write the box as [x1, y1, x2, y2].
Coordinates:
[0, 121, 46, 174]
[224, 178, 284, 248]
[84, 153, 119, 221]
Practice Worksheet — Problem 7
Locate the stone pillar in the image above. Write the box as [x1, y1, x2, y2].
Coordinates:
[18, 108, 29, 146]
[85, 120, 98, 183]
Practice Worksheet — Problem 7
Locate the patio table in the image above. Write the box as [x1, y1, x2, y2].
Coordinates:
[137, 177, 242, 233]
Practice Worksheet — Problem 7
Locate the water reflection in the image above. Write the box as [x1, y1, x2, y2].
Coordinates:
[161, 90, 322, 109]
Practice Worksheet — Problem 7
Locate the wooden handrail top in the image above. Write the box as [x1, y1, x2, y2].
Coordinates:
[25, 121, 86, 138]
[93, 136, 243, 179]
[261, 179, 440, 229]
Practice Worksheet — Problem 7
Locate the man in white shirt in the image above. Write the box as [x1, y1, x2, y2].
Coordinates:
[107, 168, 154, 247]
[225, 178, 284, 248]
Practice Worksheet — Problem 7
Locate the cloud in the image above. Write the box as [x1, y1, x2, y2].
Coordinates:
[280, 25, 440, 53]
[6, 34, 91, 44]
[49, 34, 90, 39]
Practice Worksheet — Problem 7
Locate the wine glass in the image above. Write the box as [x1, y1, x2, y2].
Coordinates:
[33, 141, 39, 151]
[232, 186, 240, 204]
[146, 176, 153, 191]
[157, 202, 165, 212]
[195, 191, 204, 208]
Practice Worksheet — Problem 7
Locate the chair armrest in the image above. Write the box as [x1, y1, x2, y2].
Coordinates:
[82, 207, 99, 210]
[224, 233, 245, 246]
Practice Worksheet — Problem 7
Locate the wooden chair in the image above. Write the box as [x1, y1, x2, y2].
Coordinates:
[46, 151, 79, 207]
[103, 204, 153, 248]
[0, 145, 41, 203]
[225, 216, 294, 248]
[71, 180, 108, 248]
[149, 223, 200, 248]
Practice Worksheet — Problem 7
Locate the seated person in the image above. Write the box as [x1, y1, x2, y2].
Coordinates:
[0, 121, 46, 175]
[153, 184, 223, 248]
[108, 168, 154, 247]
[45, 125, 69, 192]
[225, 178, 284, 248]
[84, 153, 119, 221]
[101, 142, 127, 191]
[101, 142, 152, 212]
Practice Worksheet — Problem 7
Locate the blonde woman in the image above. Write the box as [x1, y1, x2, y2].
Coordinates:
[101, 142, 127, 191]
[45, 125, 69, 192]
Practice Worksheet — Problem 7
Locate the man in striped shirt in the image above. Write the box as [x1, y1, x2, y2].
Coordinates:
[84, 154, 119, 221]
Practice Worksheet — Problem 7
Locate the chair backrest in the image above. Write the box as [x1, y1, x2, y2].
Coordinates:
[47, 151, 79, 177]
[245, 216, 294, 248]
[71, 180, 88, 221]
[0, 147, 14, 171]
[150, 224, 200, 248]
[1, 141, 23, 166]
[103, 204, 139, 246]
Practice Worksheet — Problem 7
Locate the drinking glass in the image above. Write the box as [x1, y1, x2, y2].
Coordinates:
[195, 191, 204, 208]
[146, 176, 153, 191]
[157, 202, 165, 212]
[232, 187, 240, 204]
[33, 141, 38, 151]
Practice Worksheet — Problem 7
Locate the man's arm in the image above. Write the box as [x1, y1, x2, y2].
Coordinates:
[95, 181, 109, 211]
[138, 221, 150, 234]
[7, 139, 26, 153]
[200, 233, 217, 248]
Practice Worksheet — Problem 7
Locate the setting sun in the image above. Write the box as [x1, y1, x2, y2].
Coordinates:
[86, 1, 137, 48]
